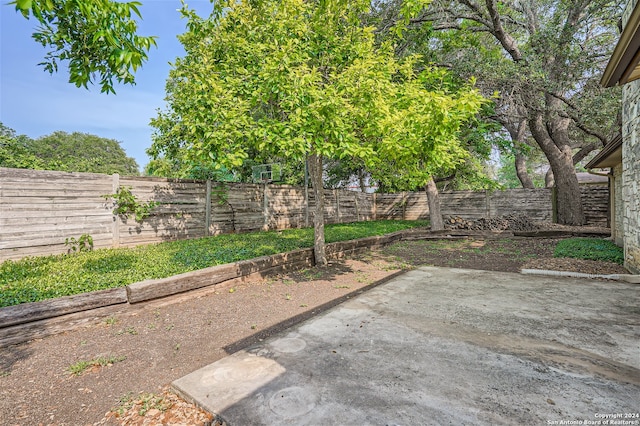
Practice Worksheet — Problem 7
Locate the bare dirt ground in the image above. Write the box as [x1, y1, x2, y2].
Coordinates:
[385, 236, 629, 275]
[0, 235, 630, 425]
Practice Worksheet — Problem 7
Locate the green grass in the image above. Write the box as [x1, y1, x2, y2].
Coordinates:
[67, 355, 126, 376]
[113, 391, 173, 417]
[554, 238, 624, 265]
[0, 220, 428, 308]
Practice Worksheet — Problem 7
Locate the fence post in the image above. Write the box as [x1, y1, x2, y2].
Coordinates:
[111, 173, 120, 248]
[263, 183, 269, 231]
[485, 190, 491, 218]
[354, 192, 359, 222]
[402, 192, 406, 220]
[373, 193, 377, 221]
[335, 189, 340, 223]
[304, 184, 309, 228]
[205, 180, 212, 236]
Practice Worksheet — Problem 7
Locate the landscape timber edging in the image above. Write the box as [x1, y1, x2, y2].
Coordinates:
[0, 229, 421, 334]
[0, 227, 625, 346]
[0, 288, 127, 329]
[126, 262, 241, 304]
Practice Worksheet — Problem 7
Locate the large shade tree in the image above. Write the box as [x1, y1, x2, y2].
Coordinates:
[150, 0, 484, 264]
[368, 64, 487, 230]
[0, 124, 139, 174]
[31, 131, 139, 174]
[371, 0, 622, 225]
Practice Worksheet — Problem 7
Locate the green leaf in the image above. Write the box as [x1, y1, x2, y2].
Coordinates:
[14, 0, 32, 11]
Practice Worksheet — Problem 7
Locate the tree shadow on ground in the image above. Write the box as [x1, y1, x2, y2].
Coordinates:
[82, 252, 136, 273]
[0, 343, 32, 376]
[283, 261, 356, 284]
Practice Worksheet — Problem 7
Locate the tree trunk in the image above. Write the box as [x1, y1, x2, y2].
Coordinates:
[503, 117, 535, 189]
[357, 169, 366, 193]
[308, 153, 327, 265]
[545, 169, 554, 188]
[550, 144, 584, 225]
[529, 111, 585, 225]
[425, 176, 444, 231]
[514, 153, 535, 189]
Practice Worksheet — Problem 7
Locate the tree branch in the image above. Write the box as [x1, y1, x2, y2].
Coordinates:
[433, 172, 456, 183]
[483, 0, 523, 62]
[572, 141, 600, 165]
[546, 91, 609, 145]
[564, 111, 609, 145]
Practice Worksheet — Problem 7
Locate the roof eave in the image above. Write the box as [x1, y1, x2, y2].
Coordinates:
[601, 3, 640, 87]
[586, 135, 623, 169]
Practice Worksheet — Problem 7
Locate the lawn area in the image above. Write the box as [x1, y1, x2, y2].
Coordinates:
[554, 238, 624, 264]
[0, 220, 429, 308]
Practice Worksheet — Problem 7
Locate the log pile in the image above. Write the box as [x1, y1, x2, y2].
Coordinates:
[444, 214, 539, 232]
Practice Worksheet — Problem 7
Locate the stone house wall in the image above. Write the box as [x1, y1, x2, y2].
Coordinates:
[622, 79, 640, 273]
[619, 0, 640, 273]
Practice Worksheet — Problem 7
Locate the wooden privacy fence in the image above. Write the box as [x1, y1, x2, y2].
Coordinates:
[376, 186, 608, 225]
[0, 168, 607, 261]
[580, 185, 610, 227]
[375, 189, 554, 222]
[0, 168, 376, 261]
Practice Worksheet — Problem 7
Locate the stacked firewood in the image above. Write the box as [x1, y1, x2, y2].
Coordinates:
[444, 214, 538, 232]
[444, 216, 475, 229]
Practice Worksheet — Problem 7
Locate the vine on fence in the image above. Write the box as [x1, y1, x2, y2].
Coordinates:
[103, 186, 159, 222]
[211, 182, 236, 231]
[65, 234, 94, 254]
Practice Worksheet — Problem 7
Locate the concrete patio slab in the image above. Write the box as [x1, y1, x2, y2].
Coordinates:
[172, 267, 640, 425]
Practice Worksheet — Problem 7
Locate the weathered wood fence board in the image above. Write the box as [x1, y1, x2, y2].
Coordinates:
[116, 176, 208, 247]
[403, 192, 430, 220]
[439, 191, 492, 219]
[486, 189, 554, 221]
[0, 168, 114, 256]
[266, 185, 307, 229]
[375, 193, 406, 220]
[354, 192, 374, 221]
[581, 185, 609, 227]
[0, 167, 608, 261]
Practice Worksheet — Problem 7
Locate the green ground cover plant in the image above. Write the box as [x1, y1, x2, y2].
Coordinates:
[0, 220, 428, 308]
[67, 355, 127, 376]
[554, 238, 624, 265]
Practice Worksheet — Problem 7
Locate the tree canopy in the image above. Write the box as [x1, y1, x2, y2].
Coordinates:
[11, 0, 156, 93]
[150, 0, 485, 263]
[0, 123, 43, 169]
[371, 0, 622, 225]
[33, 131, 139, 174]
[0, 124, 139, 175]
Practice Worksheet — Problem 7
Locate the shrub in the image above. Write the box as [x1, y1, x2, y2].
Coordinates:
[554, 238, 624, 265]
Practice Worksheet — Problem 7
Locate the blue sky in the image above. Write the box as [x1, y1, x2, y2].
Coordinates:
[0, 0, 214, 171]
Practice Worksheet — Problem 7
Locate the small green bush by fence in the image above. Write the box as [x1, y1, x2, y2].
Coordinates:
[554, 238, 623, 265]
